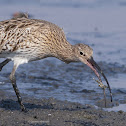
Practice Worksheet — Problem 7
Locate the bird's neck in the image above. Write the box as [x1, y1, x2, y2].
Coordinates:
[56, 43, 79, 64]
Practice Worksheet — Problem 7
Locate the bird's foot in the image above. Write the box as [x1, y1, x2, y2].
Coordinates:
[21, 104, 28, 112]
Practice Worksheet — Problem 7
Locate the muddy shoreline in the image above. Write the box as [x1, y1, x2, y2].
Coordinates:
[0, 90, 126, 126]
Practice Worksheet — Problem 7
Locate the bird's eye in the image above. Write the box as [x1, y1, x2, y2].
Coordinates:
[80, 52, 83, 55]
[80, 52, 86, 56]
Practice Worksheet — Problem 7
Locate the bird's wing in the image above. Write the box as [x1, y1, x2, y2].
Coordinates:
[0, 18, 49, 53]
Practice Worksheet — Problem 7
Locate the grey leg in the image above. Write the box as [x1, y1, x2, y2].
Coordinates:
[0, 59, 11, 71]
[9, 65, 26, 111]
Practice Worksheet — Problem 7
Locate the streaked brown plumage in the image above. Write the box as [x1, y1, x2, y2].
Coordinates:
[0, 18, 75, 62]
[0, 18, 112, 111]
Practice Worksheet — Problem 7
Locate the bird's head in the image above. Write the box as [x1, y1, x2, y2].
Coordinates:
[73, 43, 93, 64]
[73, 43, 112, 101]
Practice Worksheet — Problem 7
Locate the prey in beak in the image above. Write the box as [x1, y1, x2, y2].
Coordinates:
[87, 57, 113, 102]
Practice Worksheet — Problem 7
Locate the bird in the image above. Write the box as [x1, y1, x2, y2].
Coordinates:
[0, 17, 112, 111]
[12, 12, 30, 19]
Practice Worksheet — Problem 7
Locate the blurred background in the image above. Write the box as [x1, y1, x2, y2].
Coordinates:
[0, 0, 126, 111]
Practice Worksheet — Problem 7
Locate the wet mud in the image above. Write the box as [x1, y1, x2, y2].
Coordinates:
[0, 90, 126, 126]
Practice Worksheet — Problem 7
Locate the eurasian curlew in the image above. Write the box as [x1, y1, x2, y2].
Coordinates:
[0, 18, 112, 111]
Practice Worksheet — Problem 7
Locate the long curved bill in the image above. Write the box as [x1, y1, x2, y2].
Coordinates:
[87, 57, 112, 102]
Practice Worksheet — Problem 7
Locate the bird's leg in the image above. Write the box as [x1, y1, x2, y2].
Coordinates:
[9, 65, 26, 111]
[0, 59, 11, 71]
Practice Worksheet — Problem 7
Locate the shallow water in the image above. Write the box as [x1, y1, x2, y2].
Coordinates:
[0, 0, 126, 111]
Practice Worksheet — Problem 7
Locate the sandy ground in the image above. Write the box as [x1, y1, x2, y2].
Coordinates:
[0, 90, 126, 126]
